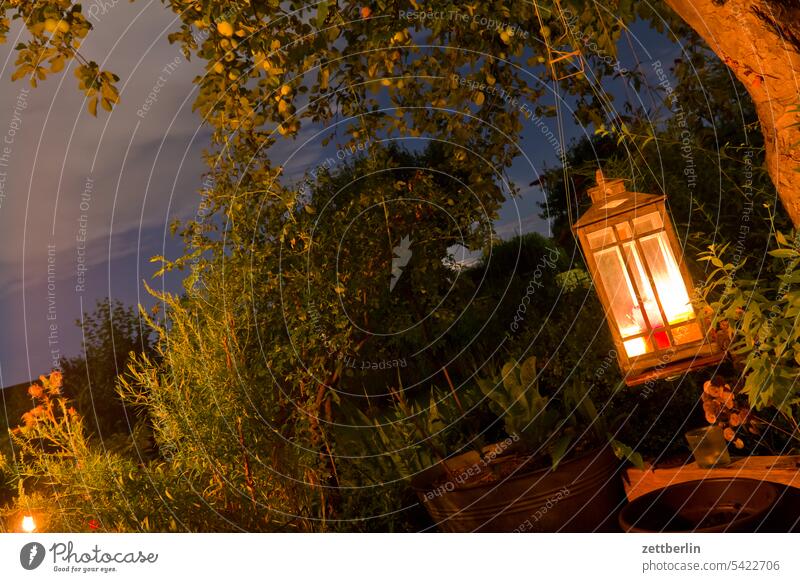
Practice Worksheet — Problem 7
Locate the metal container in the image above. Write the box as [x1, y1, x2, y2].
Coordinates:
[412, 446, 624, 532]
[619, 478, 780, 532]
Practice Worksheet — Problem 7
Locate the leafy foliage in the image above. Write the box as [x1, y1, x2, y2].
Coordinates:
[1, 373, 163, 533]
[539, 41, 790, 260]
[478, 357, 557, 450]
[699, 231, 800, 414]
[2, 1, 119, 115]
[477, 356, 641, 469]
[59, 299, 155, 447]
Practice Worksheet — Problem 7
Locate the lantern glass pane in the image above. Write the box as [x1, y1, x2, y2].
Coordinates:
[632, 211, 663, 234]
[615, 222, 632, 240]
[587, 227, 615, 249]
[622, 242, 664, 329]
[672, 321, 703, 345]
[639, 232, 695, 325]
[594, 247, 646, 339]
[623, 337, 650, 358]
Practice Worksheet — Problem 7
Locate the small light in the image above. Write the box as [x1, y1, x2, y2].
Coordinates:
[21, 515, 36, 533]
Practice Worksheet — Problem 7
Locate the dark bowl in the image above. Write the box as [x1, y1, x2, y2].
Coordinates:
[619, 478, 780, 532]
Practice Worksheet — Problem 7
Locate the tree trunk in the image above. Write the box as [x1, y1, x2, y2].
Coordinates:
[663, 0, 800, 227]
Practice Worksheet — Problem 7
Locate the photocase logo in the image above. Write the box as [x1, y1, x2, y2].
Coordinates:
[20, 542, 46, 570]
[389, 235, 413, 292]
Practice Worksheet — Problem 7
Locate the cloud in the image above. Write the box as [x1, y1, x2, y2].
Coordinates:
[0, 2, 208, 385]
[0, 2, 209, 283]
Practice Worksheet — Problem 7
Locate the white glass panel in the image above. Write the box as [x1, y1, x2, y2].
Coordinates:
[587, 227, 615, 249]
[594, 247, 649, 344]
[632, 211, 663, 234]
[623, 337, 649, 358]
[673, 321, 703, 345]
[622, 242, 664, 329]
[639, 233, 695, 325]
[615, 222, 632, 240]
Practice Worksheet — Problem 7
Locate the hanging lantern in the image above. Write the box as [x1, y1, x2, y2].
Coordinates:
[573, 170, 723, 386]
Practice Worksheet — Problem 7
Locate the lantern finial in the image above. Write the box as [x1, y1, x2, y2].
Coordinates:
[588, 168, 626, 203]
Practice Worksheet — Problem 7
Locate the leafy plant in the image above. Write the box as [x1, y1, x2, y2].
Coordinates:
[478, 356, 641, 469]
[59, 298, 155, 447]
[696, 230, 800, 452]
[699, 231, 800, 413]
[2, 370, 306, 532]
[352, 379, 496, 475]
[477, 357, 557, 452]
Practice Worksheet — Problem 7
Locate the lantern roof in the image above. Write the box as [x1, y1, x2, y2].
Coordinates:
[572, 170, 665, 230]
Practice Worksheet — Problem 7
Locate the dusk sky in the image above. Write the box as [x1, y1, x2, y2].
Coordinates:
[0, 3, 679, 387]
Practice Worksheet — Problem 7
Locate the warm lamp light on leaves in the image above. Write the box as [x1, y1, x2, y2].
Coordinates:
[573, 170, 723, 386]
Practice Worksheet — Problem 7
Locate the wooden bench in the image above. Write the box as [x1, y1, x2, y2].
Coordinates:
[624, 455, 800, 501]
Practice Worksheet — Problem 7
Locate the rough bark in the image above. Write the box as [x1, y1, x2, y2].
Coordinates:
[664, 0, 800, 227]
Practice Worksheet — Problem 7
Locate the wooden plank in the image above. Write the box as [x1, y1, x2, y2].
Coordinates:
[624, 456, 800, 501]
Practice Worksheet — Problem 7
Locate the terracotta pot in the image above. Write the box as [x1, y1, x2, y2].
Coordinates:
[411, 445, 625, 532]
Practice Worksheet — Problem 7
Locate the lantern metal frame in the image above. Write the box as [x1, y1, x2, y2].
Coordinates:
[572, 170, 723, 386]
